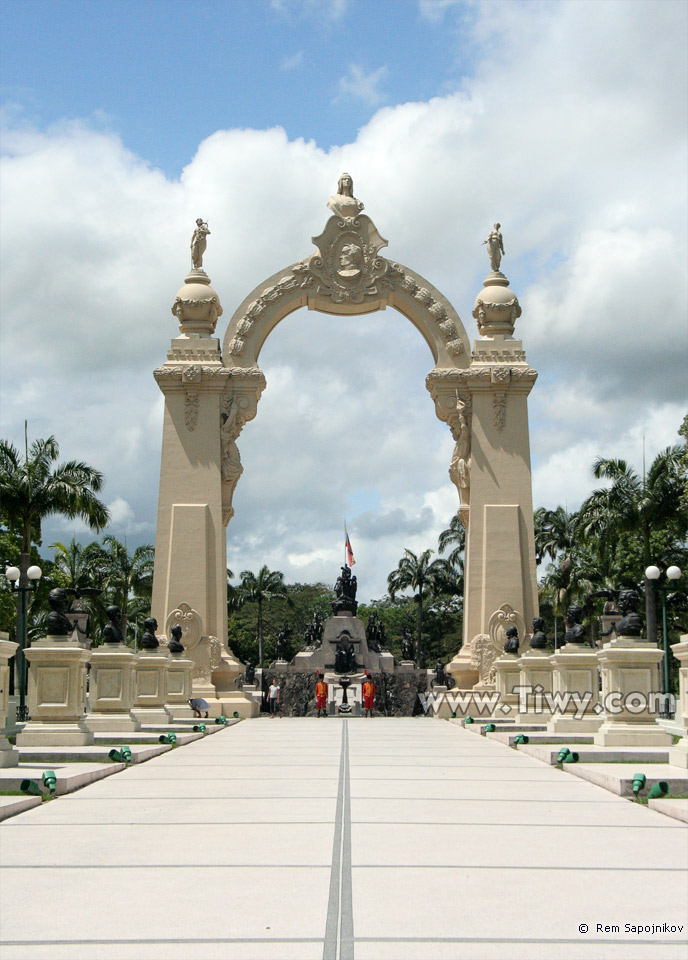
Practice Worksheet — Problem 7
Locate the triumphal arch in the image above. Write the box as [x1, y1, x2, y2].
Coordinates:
[150, 176, 539, 714]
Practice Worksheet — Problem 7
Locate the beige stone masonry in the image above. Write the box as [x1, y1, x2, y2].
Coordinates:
[493, 653, 521, 716]
[131, 649, 173, 725]
[515, 648, 554, 724]
[17, 635, 93, 746]
[0, 634, 19, 766]
[669, 637, 688, 767]
[547, 644, 602, 735]
[84, 644, 140, 733]
[166, 650, 195, 717]
[592, 634, 673, 748]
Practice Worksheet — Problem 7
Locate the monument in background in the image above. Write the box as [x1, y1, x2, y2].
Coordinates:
[150, 177, 539, 709]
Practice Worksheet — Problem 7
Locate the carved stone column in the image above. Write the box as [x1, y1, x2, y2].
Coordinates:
[493, 652, 521, 717]
[546, 645, 602, 735]
[150, 262, 264, 701]
[0, 633, 19, 766]
[515, 649, 554, 724]
[428, 268, 539, 689]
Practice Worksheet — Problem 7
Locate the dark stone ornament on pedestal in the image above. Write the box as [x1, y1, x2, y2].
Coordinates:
[276, 624, 292, 660]
[564, 604, 586, 644]
[245, 660, 256, 685]
[366, 612, 386, 652]
[332, 565, 358, 615]
[432, 661, 447, 688]
[616, 589, 643, 637]
[45, 588, 76, 636]
[530, 617, 548, 650]
[400, 628, 414, 662]
[103, 605, 126, 644]
[339, 676, 352, 713]
[504, 625, 520, 654]
[168, 624, 185, 653]
[140, 617, 160, 650]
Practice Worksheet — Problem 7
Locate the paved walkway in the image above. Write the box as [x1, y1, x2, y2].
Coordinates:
[1, 717, 686, 959]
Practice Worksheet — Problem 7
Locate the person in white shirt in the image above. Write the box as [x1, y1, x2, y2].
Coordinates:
[268, 680, 281, 718]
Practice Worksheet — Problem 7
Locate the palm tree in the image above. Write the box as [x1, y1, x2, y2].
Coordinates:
[387, 548, 448, 667]
[577, 447, 684, 644]
[0, 431, 109, 560]
[438, 514, 466, 573]
[50, 537, 103, 591]
[90, 535, 155, 641]
[533, 506, 578, 567]
[239, 566, 289, 668]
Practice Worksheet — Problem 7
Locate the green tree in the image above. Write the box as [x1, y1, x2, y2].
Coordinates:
[88, 535, 155, 642]
[387, 548, 449, 667]
[0, 432, 109, 557]
[239, 566, 290, 668]
[578, 447, 685, 644]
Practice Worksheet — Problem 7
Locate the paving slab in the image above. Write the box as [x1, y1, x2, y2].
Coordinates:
[648, 797, 688, 823]
[0, 716, 686, 959]
[0, 794, 43, 822]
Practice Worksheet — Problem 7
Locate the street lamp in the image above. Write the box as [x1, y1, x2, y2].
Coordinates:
[4, 562, 42, 722]
[645, 564, 682, 715]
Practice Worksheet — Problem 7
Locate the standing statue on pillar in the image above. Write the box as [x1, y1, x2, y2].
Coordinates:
[190, 218, 210, 270]
[482, 223, 505, 273]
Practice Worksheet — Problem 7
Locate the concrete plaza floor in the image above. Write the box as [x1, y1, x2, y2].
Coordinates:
[1, 717, 687, 959]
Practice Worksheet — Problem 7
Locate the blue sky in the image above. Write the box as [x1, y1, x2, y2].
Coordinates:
[2, 0, 475, 175]
[1, 0, 686, 599]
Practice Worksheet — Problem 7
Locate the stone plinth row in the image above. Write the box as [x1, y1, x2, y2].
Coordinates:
[494, 634, 688, 752]
[0, 633, 196, 753]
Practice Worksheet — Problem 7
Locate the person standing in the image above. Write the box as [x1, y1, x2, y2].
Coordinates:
[268, 678, 281, 718]
[362, 674, 375, 718]
[315, 673, 328, 717]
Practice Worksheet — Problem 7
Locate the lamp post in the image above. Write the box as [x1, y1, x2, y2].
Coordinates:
[4, 560, 42, 722]
[645, 564, 682, 716]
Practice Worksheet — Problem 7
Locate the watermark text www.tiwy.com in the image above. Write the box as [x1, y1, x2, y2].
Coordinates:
[417, 685, 676, 717]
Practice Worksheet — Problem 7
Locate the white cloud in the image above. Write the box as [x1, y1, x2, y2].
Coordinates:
[333, 64, 388, 107]
[280, 50, 304, 71]
[1, 0, 687, 601]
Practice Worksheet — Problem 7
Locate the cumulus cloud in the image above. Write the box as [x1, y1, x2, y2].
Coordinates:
[1, 1, 686, 600]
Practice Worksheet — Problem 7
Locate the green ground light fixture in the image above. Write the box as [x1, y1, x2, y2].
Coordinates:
[215, 715, 227, 725]
[513, 734, 529, 745]
[562, 751, 579, 763]
[557, 747, 571, 763]
[159, 733, 177, 744]
[632, 773, 647, 796]
[464, 716, 473, 725]
[647, 781, 669, 799]
[20, 779, 42, 796]
[120, 745, 132, 762]
[233, 711, 239, 718]
[108, 747, 132, 764]
[193, 723, 206, 733]
[41, 771, 57, 792]
[484, 723, 496, 733]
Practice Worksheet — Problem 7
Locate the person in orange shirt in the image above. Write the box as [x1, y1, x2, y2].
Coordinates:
[315, 672, 328, 717]
[362, 674, 375, 718]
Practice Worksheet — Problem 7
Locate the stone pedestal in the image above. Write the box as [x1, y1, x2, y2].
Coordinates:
[379, 652, 395, 672]
[84, 644, 140, 733]
[547, 644, 601, 735]
[17, 636, 93, 746]
[594, 635, 673, 747]
[0, 634, 19, 766]
[669, 637, 688, 768]
[399, 661, 416, 672]
[212, 649, 259, 718]
[493, 653, 520, 717]
[166, 651, 195, 718]
[515, 649, 554, 723]
[132, 650, 173, 725]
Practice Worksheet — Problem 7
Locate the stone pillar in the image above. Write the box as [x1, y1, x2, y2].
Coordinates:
[546, 644, 602, 735]
[166, 650, 195, 718]
[493, 653, 521, 717]
[84, 644, 140, 733]
[669, 636, 688, 767]
[428, 268, 538, 689]
[594, 635, 673, 747]
[132, 650, 173, 725]
[0, 633, 19, 767]
[17, 635, 93, 746]
[515, 649, 554, 724]
[150, 264, 264, 708]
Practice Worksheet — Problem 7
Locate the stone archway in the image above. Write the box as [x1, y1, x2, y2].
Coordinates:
[150, 178, 539, 710]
